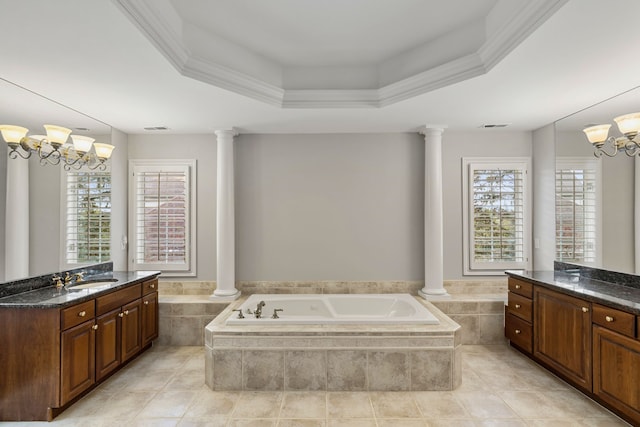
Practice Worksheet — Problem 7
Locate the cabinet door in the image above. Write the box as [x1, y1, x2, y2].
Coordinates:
[593, 325, 640, 425]
[61, 320, 95, 404]
[121, 299, 142, 363]
[141, 292, 158, 347]
[534, 286, 592, 391]
[95, 308, 121, 381]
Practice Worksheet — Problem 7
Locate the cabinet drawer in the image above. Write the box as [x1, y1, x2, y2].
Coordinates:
[507, 292, 532, 322]
[508, 277, 533, 298]
[593, 303, 636, 338]
[96, 284, 141, 316]
[61, 300, 95, 331]
[142, 278, 158, 296]
[505, 312, 532, 353]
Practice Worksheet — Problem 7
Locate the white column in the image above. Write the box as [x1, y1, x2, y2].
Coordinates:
[5, 158, 29, 280]
[211, 129, 240, 300]
[419, 127, 449, 299]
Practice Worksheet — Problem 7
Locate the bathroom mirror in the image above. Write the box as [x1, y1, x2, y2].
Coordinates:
[0, 78, 112, 281]
[555, 87, 640, 274]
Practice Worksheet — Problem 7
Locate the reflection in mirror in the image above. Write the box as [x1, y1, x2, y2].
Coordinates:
[555, 86, 640, 274]
[0, 78, 112, 281]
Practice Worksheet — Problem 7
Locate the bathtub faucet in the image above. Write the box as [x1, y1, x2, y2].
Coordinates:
[254, 301, 266, 318]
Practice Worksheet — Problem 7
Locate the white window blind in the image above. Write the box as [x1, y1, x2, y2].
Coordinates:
[463, 158, 531, 274]
[555, 158, 600, 264]
[129, 160, 196, 275]
[64, 171, 111, 265]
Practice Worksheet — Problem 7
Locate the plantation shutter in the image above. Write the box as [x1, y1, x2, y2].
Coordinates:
[555, 159, 599, 264]
[65, 171, 111, 265]
[131, 162, 194, 273]
[466, 160, 529, 271]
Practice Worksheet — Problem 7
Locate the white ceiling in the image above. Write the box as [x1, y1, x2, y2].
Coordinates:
[0, 0, 639, 135]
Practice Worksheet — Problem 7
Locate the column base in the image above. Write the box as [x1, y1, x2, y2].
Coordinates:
[210, 290, 241, 301]
[419, 288, 451, 300]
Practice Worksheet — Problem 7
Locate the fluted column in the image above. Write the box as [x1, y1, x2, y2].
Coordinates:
[211, 129, 240, 300]
[5, 158, 29, 280]
[419, 127, 449, 299]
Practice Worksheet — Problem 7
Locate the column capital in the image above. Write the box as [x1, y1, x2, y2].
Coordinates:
[418, 126, 447, 137]
[214, 128, 239, 138]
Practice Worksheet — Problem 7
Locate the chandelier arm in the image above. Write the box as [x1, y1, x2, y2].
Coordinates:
[8, 148, 32, 159]
[623, 143, 640, 156]
[87, 161, 107, 171]
[595, 144, 618, 157]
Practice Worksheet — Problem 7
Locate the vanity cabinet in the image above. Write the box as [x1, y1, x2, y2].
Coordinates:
[0, 276, 159, 421]
[534, 286, 592, 391]
[592, 303, 640, 423]
[505, 275, 640, 425]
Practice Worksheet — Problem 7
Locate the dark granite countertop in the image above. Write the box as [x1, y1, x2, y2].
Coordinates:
[0, 270, 160, 309]
[505, 269, 640, 315]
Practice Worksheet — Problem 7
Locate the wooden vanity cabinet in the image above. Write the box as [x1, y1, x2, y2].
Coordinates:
[142, 285, 159, 346]
[505, 278, 534, 353]
[0, 277, 159, 422]
[534, 286, 592, 391]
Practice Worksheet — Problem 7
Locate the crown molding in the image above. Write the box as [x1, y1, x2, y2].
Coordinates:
[114, 0, 567, 109]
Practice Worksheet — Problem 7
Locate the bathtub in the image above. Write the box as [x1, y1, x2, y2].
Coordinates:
[226, 293, 439, 325]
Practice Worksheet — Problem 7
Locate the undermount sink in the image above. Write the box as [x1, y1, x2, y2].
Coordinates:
[67, 279, 118, 290]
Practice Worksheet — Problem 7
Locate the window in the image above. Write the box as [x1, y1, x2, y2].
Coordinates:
[555, 157, 601, 265]
[463, 158, 531, 274]
[129, 160, 196, 276]
[63, 170, 111, 267]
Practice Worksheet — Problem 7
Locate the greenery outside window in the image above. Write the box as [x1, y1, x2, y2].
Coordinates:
[462, 158, 531, 274]
[555, 157, 601, 265]
[63, 170, 111, 267]
[129, 159, 196, 276]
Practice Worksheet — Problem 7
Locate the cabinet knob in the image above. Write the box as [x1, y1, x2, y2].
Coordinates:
[514, 304, 521, 309]
[150, 283, 155, 289]
[582, 307, 589, 313]
[78, 310, 86, 317]
[144, 300, 149, 305]
[515, 329, 522, 334]
[515, 284, 521, 289]
[92, 324, 98, 330]
[124, 310, 129, 316]
[119, 312, 124, 318]
[605, 315, 615, 322]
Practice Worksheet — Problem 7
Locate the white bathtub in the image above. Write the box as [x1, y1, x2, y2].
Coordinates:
[226, 293, 439, 325]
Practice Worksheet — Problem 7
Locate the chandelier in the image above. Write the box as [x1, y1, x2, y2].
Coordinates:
[0, 124, 115, 170]
[583, 112, 640, 158]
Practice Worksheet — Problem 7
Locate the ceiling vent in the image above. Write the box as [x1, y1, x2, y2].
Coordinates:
[479, 124, 509, 128]
[143, 126, 170, 131]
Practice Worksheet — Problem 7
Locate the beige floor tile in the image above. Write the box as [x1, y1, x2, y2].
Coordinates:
[280, 392, 327, 418]
[577, 419, 632, 426]
[100, 390, 155, 419]
[376, 419, 429, 427]
[496, 391, 554, 419]
[228, 420, 277, 427]
[233, 391, 283, 418]
[525, 421, 585, 427]
[413, 391, 470, 419]
[427, 420, 476, 427]
[177, 418, 228, 427]
[474, 420, 528, 426]
[165, 373, 206, 390]
[137, 390, 198, 418]
[454, 391, 519, 419]
[369, 392, 421, 418]
[327, 419, 377, 427]
[183, 391, 238, 418]
[327, 392, 374, 418]
[130, 419, 181, 427]
[122, 370, 174, 391]
[278, 419, 327, 427]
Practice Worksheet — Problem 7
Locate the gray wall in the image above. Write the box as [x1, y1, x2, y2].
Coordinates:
[0, 144, 6, 280]
[442, 130, 533, 280]
[127, 133, 217, 280]
[235, 133, 424, 281]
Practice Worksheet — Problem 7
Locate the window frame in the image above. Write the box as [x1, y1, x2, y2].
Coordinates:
[462, 157, 532, 275]
[555, 156, 602, 266]
[128, 159, 197, 277]
[60, 166, 112, 270]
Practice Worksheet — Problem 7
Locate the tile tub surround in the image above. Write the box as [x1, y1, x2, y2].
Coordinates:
[158, 295, 228, 346]
[205, 296, 462, 391]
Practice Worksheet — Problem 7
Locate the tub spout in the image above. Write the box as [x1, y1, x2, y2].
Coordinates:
[254, 301, 266, 318]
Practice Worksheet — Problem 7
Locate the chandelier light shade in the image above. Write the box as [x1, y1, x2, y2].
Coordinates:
[583, 112, 640, 157]
[0, 124, 115, 170]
